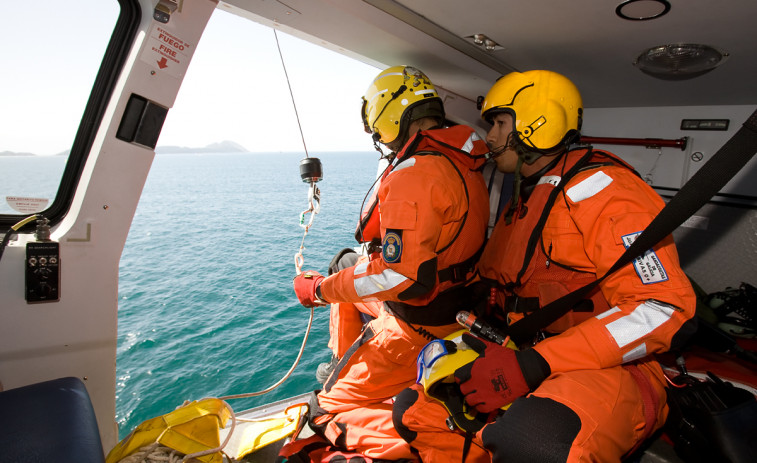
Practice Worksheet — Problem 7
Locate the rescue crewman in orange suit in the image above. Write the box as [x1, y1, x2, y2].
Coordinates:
[292, 65, 491, 460]
[392, 70, 698, 462]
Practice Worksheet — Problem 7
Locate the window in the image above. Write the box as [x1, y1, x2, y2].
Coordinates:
[0, 0, 124, 220]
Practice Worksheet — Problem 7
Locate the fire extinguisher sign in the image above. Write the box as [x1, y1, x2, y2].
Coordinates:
[142, 22, 193, 79]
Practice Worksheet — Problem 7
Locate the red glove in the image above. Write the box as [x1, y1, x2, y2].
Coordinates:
[454, 333, 550, 413]
[293, 271, 327, 307]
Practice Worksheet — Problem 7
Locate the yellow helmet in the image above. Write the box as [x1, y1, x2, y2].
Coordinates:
[417, 329, 519, 432]
[361, 65, 445, 149]
[417, 330, 479, 392]
[479, 70, 583, 157]
[415, 330, 489, 433]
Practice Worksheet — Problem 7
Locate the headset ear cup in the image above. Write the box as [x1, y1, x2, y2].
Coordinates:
[361, 98, 371, 134]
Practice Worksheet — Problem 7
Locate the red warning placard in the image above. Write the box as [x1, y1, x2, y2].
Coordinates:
[142, 23, 193, 78]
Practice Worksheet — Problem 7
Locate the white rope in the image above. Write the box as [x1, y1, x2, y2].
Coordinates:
[218, 305, 314, 400]
[116, 443, 186, 463]
[116, 400, 237, 463]
[179, 400, 236, 462]
[119, 28, 321, 463]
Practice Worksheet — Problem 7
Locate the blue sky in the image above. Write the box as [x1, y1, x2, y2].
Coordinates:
[1, 1, 380, 155]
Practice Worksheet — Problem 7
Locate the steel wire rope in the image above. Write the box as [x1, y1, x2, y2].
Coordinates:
[109, 30, 324, 463]
[139, 29, 320, 463]
[118, 30, 320, 463]
[218, 28, 316, 402]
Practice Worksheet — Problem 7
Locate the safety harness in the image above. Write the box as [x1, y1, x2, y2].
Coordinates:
[356, 130, 489, 330]
[504, 109, 757, 345]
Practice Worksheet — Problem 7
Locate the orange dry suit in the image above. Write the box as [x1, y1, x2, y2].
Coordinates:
[393, 148, 697, 462]
[310, 125, 490, 460]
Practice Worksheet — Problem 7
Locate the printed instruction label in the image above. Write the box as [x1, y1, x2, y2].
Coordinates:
[6, 196, 49, 213]
[622, 231, 669, 284]
[141, 23, 192, 78]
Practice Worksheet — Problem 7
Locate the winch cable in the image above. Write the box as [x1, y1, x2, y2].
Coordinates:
[218, 28, 319, 403]
[119, 30, 322, 463]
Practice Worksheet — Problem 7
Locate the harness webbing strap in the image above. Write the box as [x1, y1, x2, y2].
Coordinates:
[438, 244, 484, 284]
[505, 108, 757, 345]
[511, 149, 596, 289]
[623, 364, 660, 456]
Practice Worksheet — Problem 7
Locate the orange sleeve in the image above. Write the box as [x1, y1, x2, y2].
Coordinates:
[319, 155, 466, 304]
[534, 167, 697, 372]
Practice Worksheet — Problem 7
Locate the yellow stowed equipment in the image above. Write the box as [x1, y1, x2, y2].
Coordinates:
[106, 398, 232, 463]
[416, 328, 518, 433]
[107, 398, 309, 463]
[222, 403, 308, 459]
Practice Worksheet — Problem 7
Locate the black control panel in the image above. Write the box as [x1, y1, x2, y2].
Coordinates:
[26, 241, 60, 303]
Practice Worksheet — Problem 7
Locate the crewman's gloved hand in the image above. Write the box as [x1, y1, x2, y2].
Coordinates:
[454, 333, 550, 413]
[293, 270, 327, 307]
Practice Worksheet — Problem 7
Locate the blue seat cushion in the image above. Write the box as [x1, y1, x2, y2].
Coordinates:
[0, 376, 105, 462]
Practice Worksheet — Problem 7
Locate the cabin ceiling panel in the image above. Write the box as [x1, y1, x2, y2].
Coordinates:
[223, 0, 757, 109]
[392, 0, 757, 108]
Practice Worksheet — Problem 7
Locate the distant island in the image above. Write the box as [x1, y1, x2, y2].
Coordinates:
[156, 140, 248, 154]
[0, 141, 249, 157]
[0, 150, 40, 157]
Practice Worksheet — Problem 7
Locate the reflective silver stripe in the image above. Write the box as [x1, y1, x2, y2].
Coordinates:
[595, 306, 621, 320]
[605, 300, 677, 348]
[391, 157, 416, 173]
[415, 89, 437, 97]
[460, 132, 481, 154]
[367, 88, 389, 107]
[354, 268, 409, 297]
[354, 261, 369, 276]
[622, 343, 648, 363]
[566, 171, 613, 202]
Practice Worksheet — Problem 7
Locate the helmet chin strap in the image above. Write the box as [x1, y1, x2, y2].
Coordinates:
[486, 144, 507, 160]
[486, 131, 517, 160]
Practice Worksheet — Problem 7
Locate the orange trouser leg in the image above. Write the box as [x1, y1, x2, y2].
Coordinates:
[315, 310, 435, 460]
[393, 384, 490, 463]
[480, 363, 667, 462]
[395, 363, 666, 462]
[316, 402, 419, 461]
[327, 301, 382, 359]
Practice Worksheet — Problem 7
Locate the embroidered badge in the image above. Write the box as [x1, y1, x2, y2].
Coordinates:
[621, 231, 669, 284]
[383, 230, 403, 263]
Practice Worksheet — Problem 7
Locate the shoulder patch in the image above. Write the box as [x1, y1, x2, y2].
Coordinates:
[383, 230, 403, 263]
[622, 231, 669, 284]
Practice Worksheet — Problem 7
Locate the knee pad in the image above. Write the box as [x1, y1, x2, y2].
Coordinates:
[392, 388, 419, 444]
[482, 396, 580, 463]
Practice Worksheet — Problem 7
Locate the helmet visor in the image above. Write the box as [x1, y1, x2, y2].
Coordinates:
[416, 339, 454, 384]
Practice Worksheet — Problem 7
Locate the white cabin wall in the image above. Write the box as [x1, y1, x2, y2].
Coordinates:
[0, 0, 219, 452]
[583, 105, 757, 195]
[583, 105, 757, 293]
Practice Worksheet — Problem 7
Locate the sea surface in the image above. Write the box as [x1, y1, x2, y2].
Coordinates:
[114, 151, 379, 438]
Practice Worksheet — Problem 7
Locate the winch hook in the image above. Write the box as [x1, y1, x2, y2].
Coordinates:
[295, 157, 323, 275]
